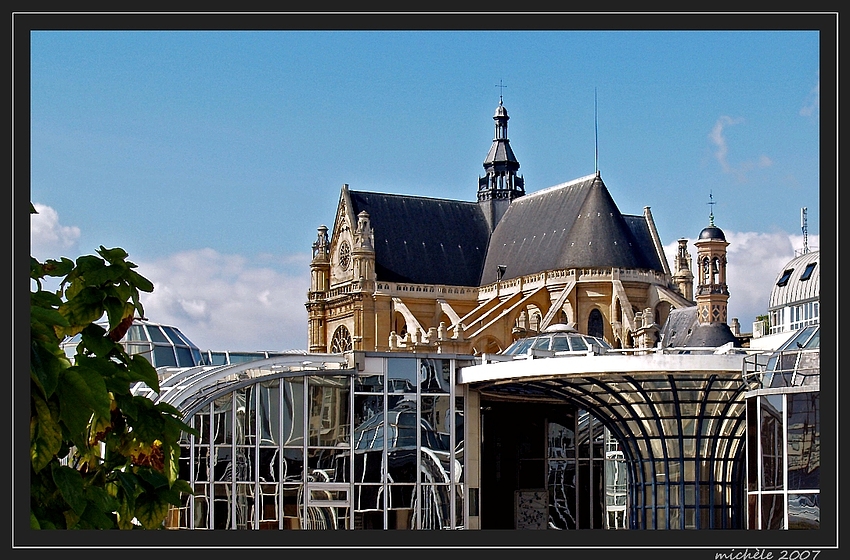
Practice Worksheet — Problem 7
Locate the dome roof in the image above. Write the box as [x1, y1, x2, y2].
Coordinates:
[698, 225, 726, 241]
[501, 324, 612, 356]
[768, 250, 819, 311]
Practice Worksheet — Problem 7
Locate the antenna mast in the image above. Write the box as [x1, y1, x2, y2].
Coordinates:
[801, 207, 809, 254]
[594, 88, 599, 174]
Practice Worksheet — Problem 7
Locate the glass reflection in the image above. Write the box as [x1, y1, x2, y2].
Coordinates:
[787, 393, 819, 490]
[173, 357, 464, 530]
[787, 493, 819, 529]
[760, 395, 783, 491]
[387, 357, 418, 393]
[420, 358, 451, 393]
[308, 376, 350, 447]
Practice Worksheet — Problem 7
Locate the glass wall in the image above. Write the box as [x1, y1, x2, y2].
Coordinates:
[168, 355, 466, 530]
[746, 390, 820, 529]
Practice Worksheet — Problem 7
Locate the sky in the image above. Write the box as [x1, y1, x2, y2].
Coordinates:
[24, 14, 831, 352]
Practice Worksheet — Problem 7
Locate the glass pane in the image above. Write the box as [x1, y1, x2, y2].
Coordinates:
[308, 375, 350, 447]
[282, 484, 301, 530]
[258, 447, 281, 483]
[788, 493, 819, 529]
[419, 484, 452, 529]
[126, 324, 148, 342]
[257, 483, 280, 529]
[387, 357, 418, 393]
[282, 448, 303, 483]
[747, 397, 758, 491]
[282, 377, 304, 447]
[551, 335, 570, 352]
[531, 337, 550, 350]
[354, 372, 384, 393]
[255, 380, 280, 446]
[548, 458, 576, 529]
[762, 493, 784, 529]
[234, 387, 251, 444]
[147, 325, 170, 342]
[354, 484, 384, 514]
[192, 446, 210, 481]
[420, 358, 450, 393]
[787, 393, 819, 490]
[213, 395, 233, 444]
[761, 395, 784, 491]
[175, 346, 194, 366]
[193, 484, 210, 529]
[152, 345, 177, 367]
[307, 447, 349, 483]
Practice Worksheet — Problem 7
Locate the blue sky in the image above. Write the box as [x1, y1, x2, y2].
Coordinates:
[26, 16, 830, 351]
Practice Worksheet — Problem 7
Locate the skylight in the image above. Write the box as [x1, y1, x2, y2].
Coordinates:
[776, 268, 794, 287]
[800, 262, 816, 281]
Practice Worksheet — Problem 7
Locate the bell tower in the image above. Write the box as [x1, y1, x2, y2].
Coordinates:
[694, 199, 730, 325]
[477, 92, 525, 231]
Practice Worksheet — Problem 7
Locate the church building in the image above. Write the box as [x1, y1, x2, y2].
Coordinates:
[306, 98, 713, 355]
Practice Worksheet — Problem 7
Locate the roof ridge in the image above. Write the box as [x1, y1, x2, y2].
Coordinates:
[349, 189, 479, 205]
[521, 173, 598, 199]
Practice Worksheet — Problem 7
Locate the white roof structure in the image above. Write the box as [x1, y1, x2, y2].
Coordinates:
[768, 250, 819, 311]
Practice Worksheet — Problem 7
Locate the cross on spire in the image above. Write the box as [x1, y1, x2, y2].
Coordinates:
[707, 191, 717, 226]
[495, 79, 507, 105]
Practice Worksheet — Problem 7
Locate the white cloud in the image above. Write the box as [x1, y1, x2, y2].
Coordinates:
[664, 230, 816, 333]
[135, 248, 311, 351]
[708, 116, 772, 183]
[30, 203, 81, 261]
[799, 73, 820, 117]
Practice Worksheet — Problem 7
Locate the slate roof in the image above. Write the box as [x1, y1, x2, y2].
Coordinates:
[479, 173, 665, 284]
[347, 190, 491, 286]
[658, 307, 739, 349]
[483, 137, 519, 168]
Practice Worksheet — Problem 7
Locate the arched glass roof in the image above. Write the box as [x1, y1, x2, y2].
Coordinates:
[501, 323, 612, 356]
[132, 352, 352, 416]
[62, 318, 307, 368]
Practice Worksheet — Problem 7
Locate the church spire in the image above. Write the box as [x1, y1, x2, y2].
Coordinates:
[478, 90, 525, 231]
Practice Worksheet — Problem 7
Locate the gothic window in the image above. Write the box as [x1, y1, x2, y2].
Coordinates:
[588, 309, 605, 339]
[330, 325, 352, 353]
[338, 241, 351, 270]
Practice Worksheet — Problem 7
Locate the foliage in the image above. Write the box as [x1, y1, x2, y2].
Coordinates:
[30, 204, 196, 529]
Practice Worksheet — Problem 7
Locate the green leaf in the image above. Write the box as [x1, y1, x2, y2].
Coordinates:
[171, 479, 193, 496]
[30, 394, 63, 473]
[78, 325, 119, 359]
[55, 367, 105, 435]
[30, 339, 66, 398]
[98, 246, 129, 264]
[133, 495, 169, 529]
[51, 464, 86, 515]
[135, 466, 170, 490]
[78, 499, 118, 529]
[128, 354, 160, 390]
[127, 269, 154, 293]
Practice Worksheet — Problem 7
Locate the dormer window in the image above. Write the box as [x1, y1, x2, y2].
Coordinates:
[800, 262, 816, 281]
[776, 268, 794, 287]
